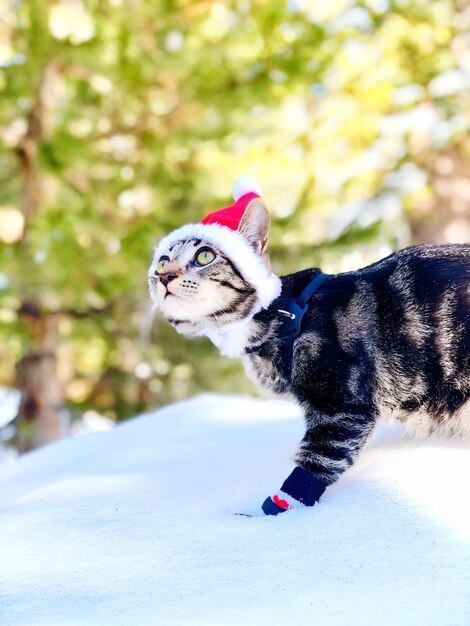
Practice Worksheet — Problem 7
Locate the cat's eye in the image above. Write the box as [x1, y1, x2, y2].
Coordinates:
[194, 249, 215, 267]
[156, 256, 170, 273]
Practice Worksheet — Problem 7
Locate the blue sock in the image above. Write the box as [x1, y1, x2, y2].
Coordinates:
[261, 466, 327, 515]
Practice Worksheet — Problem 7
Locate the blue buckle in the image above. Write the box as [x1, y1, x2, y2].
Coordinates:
[276, 300, 308, 339]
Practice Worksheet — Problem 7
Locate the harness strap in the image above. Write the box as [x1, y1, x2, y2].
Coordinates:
[297, 272, 329, 308]
[246, 272, 329, 373]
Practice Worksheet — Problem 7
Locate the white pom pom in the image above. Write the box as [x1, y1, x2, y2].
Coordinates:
[231, 176, 263, 202]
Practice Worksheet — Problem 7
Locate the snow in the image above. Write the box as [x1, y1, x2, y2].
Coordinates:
[1, 393, 469, 626]
[0, 387, 114, 464]
[0, 387, 20, 464]
[0, 386, 20, 429]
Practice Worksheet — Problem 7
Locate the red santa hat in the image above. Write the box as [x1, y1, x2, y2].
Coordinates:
[154, 177, 282, 309]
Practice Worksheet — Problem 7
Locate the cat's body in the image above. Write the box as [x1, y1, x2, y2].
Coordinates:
[149, 188, 469, 511]
[241, 244, 469, 482]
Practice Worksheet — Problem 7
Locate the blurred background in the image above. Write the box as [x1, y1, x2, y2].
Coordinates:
[0, 0, 469, 456]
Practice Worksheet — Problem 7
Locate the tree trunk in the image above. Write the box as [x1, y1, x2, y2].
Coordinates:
[16, 307, 64, 451]
[411, 150, 470, 245]
[15, 61, 65, 450]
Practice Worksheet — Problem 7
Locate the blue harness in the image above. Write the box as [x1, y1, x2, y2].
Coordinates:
[246, 272, 329, 373]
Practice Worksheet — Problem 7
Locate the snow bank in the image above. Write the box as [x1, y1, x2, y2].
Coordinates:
[0, 394, 469, 626]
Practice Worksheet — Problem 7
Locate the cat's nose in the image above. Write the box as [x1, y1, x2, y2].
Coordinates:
[159, 271, 178, 287]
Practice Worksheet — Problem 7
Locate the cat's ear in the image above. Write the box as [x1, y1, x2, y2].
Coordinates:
[238, 198, 270, 257]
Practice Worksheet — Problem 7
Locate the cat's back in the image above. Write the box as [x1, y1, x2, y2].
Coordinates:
[300, 243, 469, 437]
[354, 243, 468, 340]
[360, 244, 469, 334]
[315, 243, 468, 335]
[353, 243, 469, 286]
[355, 243, 469, 436]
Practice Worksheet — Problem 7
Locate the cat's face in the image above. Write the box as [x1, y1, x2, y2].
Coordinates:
[148, 237, 258, 334]
[149, 197, 280, 336]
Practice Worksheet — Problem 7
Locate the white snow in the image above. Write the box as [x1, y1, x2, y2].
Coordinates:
[1, 393, 469, 626]
[0, 386, 20, 429]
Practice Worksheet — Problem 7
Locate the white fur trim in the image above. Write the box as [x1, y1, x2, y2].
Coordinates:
[155, 222, 281, 309]
[273, 491, 305, 510]
[205, 318, 252, 358]
[231, 177, 263, 202]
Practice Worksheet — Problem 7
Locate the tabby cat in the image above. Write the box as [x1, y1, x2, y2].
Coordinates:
[148, 191, 469, 515]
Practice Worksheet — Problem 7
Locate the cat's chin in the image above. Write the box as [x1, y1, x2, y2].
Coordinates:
[173, 323, 201, 337]
[167, 315, 247, 338]
[157, 294, 193, 319]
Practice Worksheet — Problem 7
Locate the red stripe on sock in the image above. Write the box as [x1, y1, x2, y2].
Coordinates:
[273, 494, 289, 510]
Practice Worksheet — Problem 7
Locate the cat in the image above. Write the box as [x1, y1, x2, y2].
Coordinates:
[148, 194, 470, 515]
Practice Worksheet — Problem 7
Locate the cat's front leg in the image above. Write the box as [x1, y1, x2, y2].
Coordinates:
[262, 407, 376, 515]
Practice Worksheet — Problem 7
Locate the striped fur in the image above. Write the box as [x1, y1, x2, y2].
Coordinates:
[243, 244, 470, 485]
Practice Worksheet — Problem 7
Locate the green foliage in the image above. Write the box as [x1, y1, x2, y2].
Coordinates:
[0, 0, 469, 425]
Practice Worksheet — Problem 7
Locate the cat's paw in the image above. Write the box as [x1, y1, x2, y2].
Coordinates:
[261, 493, 303, 515]
[230, 493, 303, 517]
[229, 465, 326, 517]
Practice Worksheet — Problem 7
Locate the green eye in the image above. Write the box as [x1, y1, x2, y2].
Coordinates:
[194, 249, 215, 267]
[156, 257, 169, 273]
